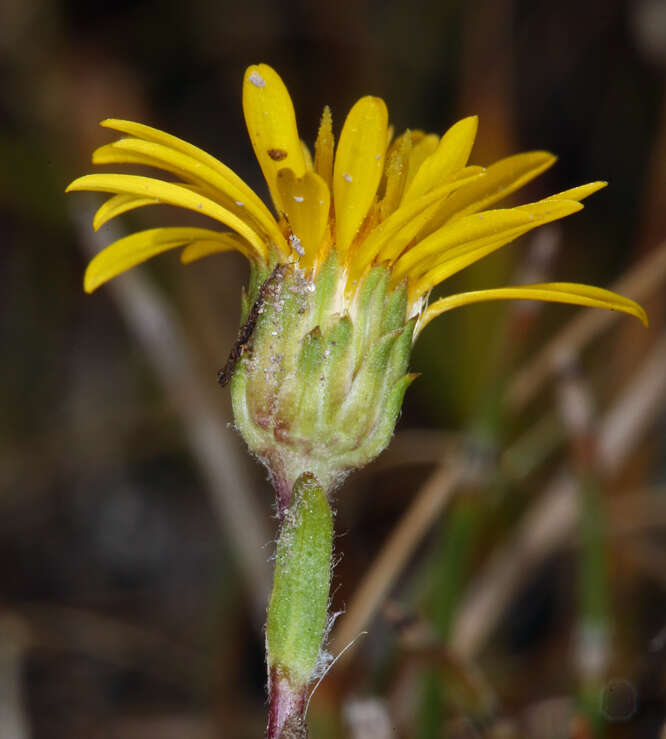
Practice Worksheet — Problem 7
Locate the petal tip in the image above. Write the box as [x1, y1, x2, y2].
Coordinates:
[351, 95, 389, 120]
[616, 301, 649, 327]
[244, 63, 277, 90]
[90, 148, 107, 165]
[83, 271, 99, 294]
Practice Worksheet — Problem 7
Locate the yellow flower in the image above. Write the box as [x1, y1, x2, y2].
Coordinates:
[67, 62, 645, 332]
[67, 63, 647, 497]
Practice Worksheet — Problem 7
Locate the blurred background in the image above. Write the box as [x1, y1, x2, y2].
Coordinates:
[1, 0, 665, 736]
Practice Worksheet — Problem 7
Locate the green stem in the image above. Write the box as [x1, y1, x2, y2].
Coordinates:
[265, 473, 333, 738]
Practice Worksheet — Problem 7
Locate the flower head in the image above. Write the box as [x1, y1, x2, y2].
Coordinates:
[68, 63, 646, 500]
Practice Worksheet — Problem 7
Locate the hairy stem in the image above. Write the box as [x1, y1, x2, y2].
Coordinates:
[265, 473, 333, 738]
[267, 669, 308, 738]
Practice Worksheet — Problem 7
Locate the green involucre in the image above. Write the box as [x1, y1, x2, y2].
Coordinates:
[230, 259, 414, 492]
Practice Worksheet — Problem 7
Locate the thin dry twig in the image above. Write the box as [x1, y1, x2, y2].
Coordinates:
[331, 455, 466, 660]
[506, 241, 666, 412]
[450, 333, 666, 658]
[71, 206, 272, 622]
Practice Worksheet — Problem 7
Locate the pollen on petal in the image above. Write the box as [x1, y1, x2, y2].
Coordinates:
[289, 233, 305, 256]
[248, 70, 266, 87]
[343, 173, 353, 182]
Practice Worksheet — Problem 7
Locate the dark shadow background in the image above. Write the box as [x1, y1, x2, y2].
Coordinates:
[1, 0, 664, 737]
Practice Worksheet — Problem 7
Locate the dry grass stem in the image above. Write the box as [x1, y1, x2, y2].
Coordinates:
[598, 333, 666, 474]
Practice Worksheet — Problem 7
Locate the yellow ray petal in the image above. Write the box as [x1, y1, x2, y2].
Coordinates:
[348, 167, 485, 282]
[375, 166, 486, 263]
[402, 116, 478, 203]
[404, 133, 439, 196]
[84, 227, 246, 292]
[542, 181, 607, 203]
[394, 208, 536, 284]
[386, 124, 395, 149]
[333, 96, 388, 255]
[67, 173, 268, 258]
[379, 132, 412, 219]
[93, 193, 158, 231]
[417, 282, 648, 335]
[410, 200, 583, 297]
[100, 118, 267, 215]
[411, 150, 557, 240]
[93, 139, 246, 207]
[515, 197, 586, 221]
[301, 140, 314, 170]
[410, 226, 534, 299]
[93, 138, 286, 251]
[93, 145, 158, 168]
[314, 105, 334, 190]
[92, 184, 206, 231]
[276, 168, 330, 268]
[181, 233, 251, 263]
[242, 64, 306, 211]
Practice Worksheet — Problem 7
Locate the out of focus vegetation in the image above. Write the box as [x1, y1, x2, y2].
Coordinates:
[1, 0, 664, 737]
